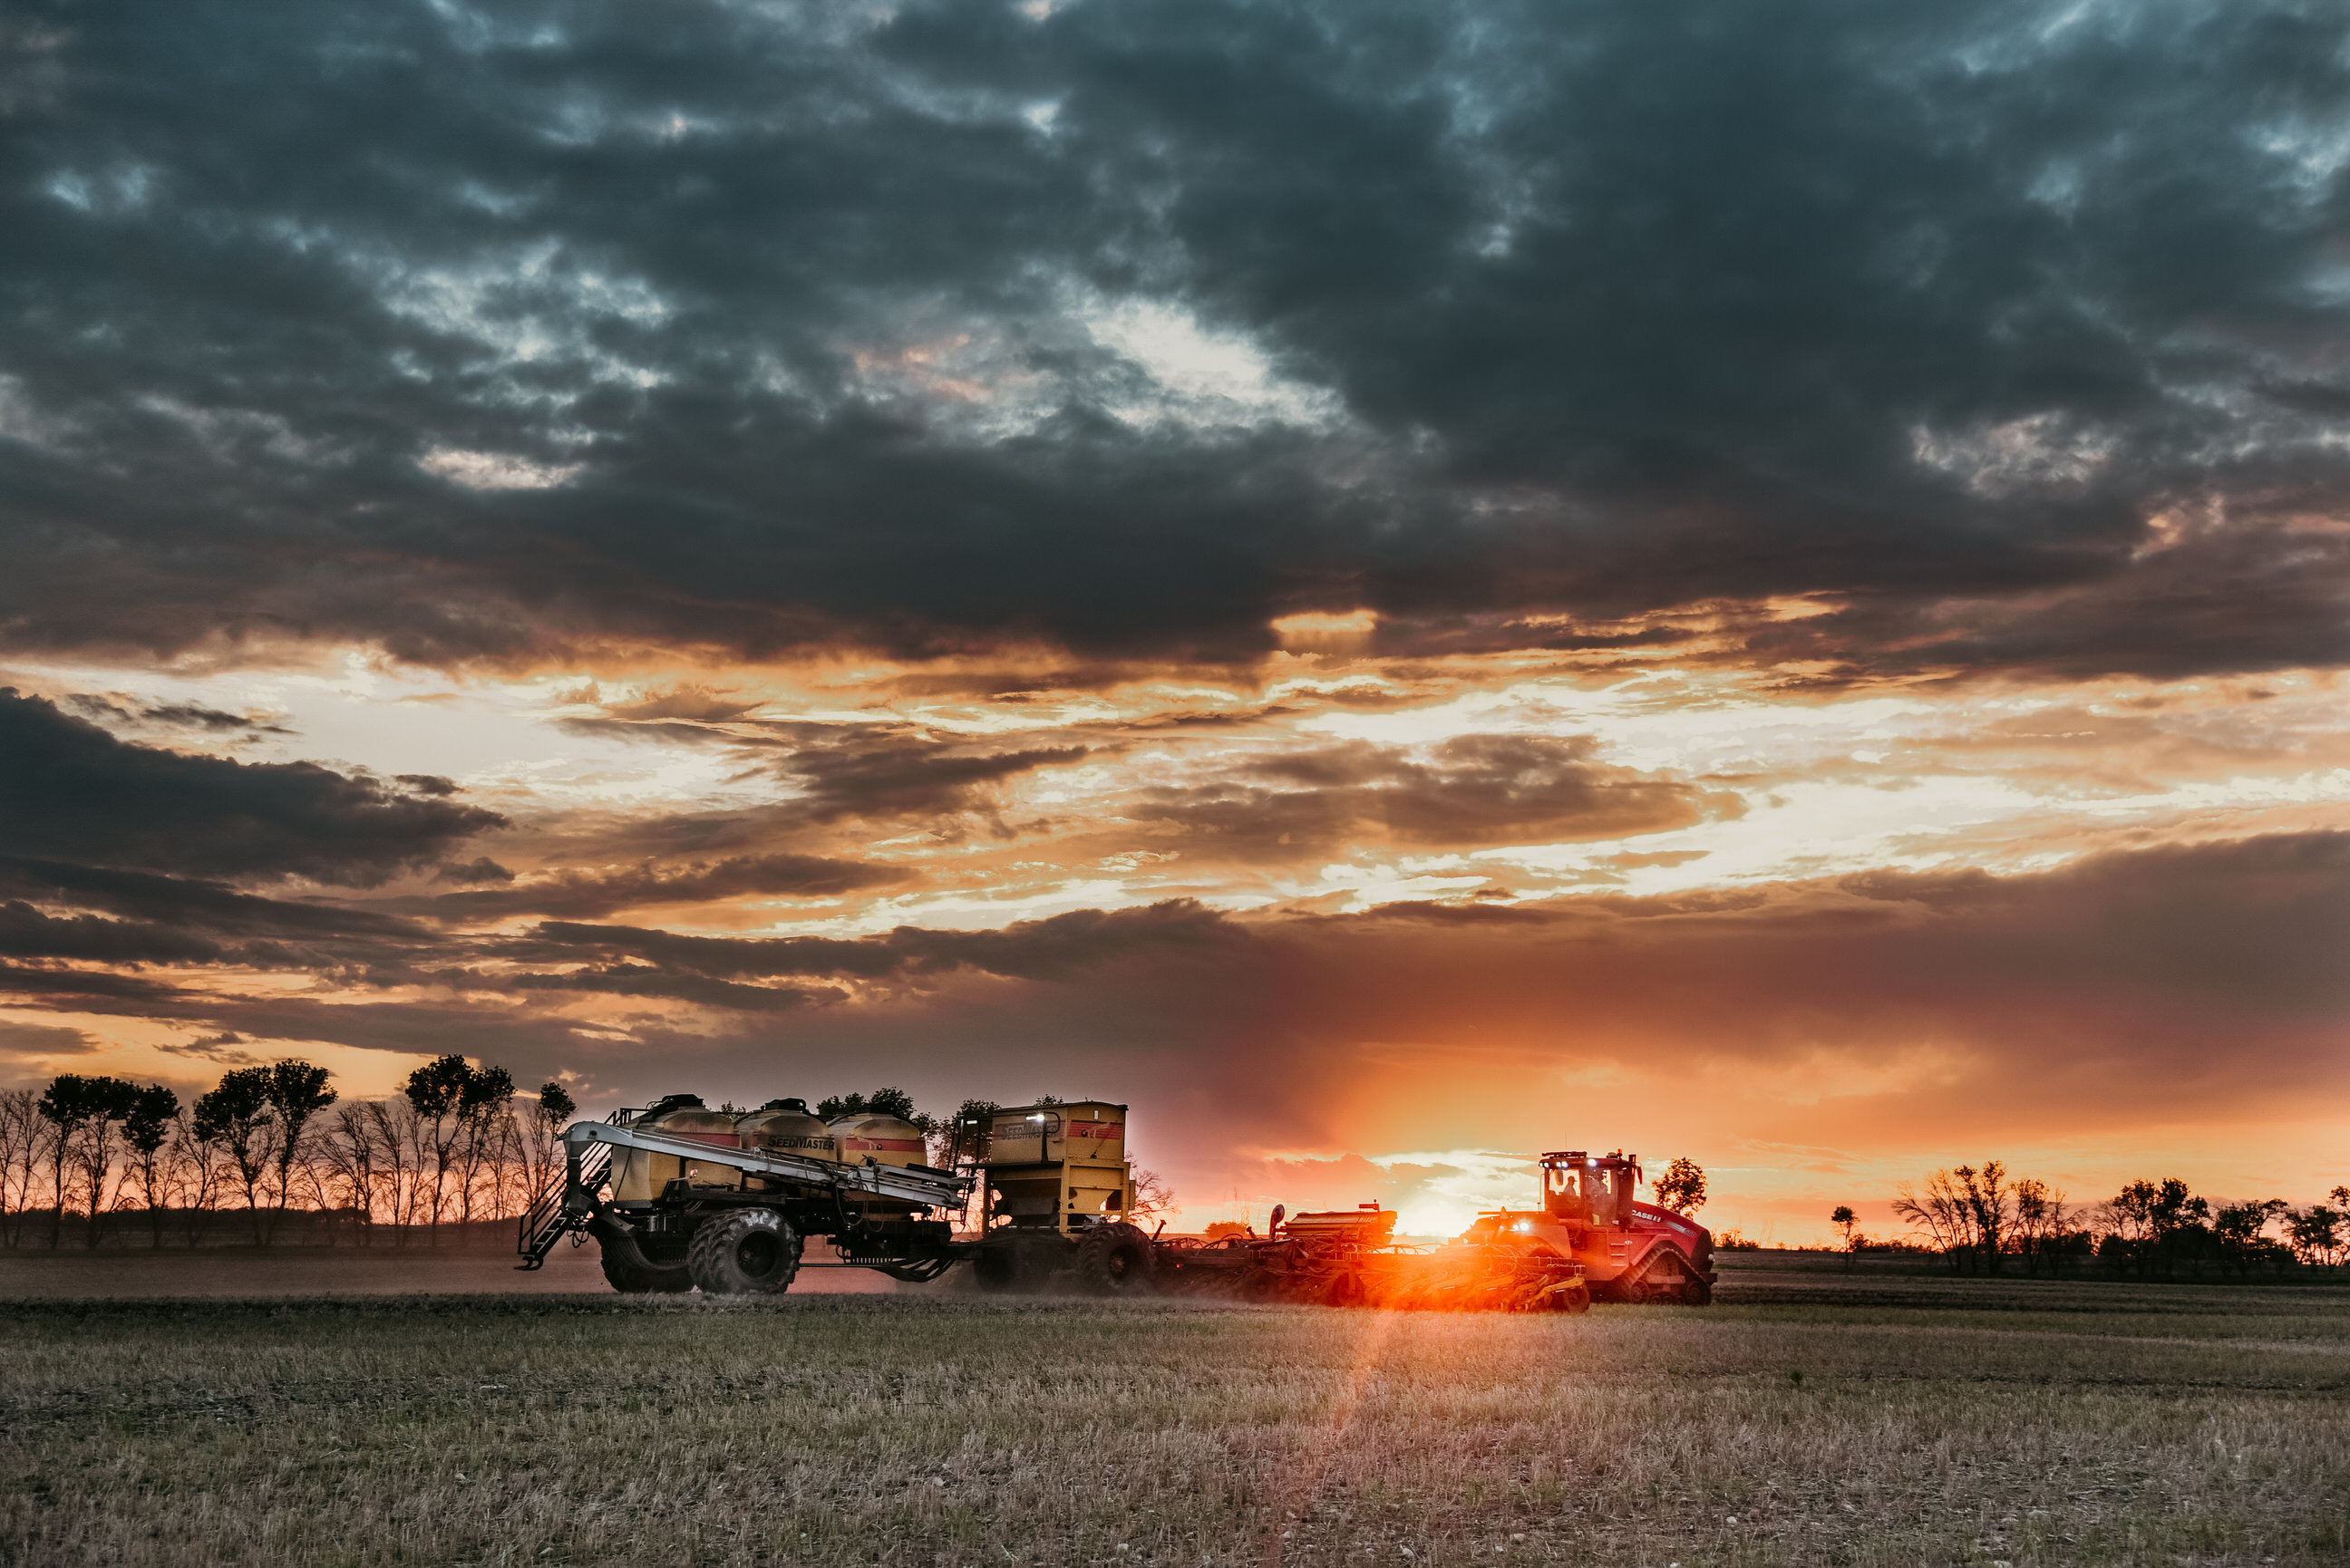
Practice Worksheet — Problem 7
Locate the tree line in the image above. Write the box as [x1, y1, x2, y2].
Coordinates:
[1821, 1162, 2350, 1279]
[0, 1058, 572, 1249]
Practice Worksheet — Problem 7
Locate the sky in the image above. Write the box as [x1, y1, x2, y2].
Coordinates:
[2, 0, 2346, 1241]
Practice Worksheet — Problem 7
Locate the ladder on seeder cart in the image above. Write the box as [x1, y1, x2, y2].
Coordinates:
[514, 1108, 630, 1269]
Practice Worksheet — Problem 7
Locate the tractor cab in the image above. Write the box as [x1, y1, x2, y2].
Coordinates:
[1540, 1149, 1642, 1233]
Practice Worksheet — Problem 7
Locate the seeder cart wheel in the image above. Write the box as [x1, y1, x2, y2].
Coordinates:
[600, 1248, 692, 1294]
[1075, 1223, 1157, 1296]
[687, 1208, 803, 1295]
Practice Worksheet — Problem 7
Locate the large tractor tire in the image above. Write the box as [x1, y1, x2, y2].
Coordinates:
[687, 1209, 803, 1295]
[600, 1246, 693, 1293]
[1075, 1223, 1157, 1297]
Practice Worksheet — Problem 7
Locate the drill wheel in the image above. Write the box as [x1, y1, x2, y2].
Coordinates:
[1075, 1223, 1158, 1296]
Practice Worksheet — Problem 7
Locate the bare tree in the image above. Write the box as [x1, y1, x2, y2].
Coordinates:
[363, 1099, 424, 1242]
[316, 1103, 384, 1244]
[1890, 1169, 1971, 1270]
[2009, 1178, 2071, 1277]
[453, 1065, 515, 1230]
[165, 1108, 228, 1246]
[1951, 1162, 2010, 1273]
[0, 1089, 48, 1250]
[525, 1080, 577, 1204]
[1131, 1168, 1175, 1220]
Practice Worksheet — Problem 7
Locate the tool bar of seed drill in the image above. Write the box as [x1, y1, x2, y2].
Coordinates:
[563, 1121, 973, 1208]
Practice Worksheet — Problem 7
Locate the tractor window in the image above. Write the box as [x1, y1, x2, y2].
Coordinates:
[1544, 1165, 1593, 1224]
[1600, 1166, 1633, 1224]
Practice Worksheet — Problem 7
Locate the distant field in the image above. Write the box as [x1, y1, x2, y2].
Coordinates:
[2, 1273, 2344, 1567]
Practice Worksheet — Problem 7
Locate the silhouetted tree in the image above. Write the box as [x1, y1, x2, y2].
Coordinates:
[2211, 1199, 2289, 1278]
[1830, 1205, 1860, 1269]
[454, 1064, 514, 1226]
[2100, 1177, 2209, 1278]
[819, 1088, 933, 1131]
[2009, 1178, 2072, 1277]
[404, 1055, 475, 1242]
[165, 1106, 229, 1246]
[37, 1075, 136, 1249]
[0, 1089, 44, 1249]
[194, 1068, 277, 1243]
[1654, 1157, 1706, 1216]
[1953, 1162, 2010, 1273]
[262, 1060, 336, 1232]
[1891, 1169, 1972, 1271]
[1131, 1168, 1174, 1218]
[2286, 1204, 2343, 1268]
[121, 1084, 180, 1248]
[526, 1081, 578, 1202]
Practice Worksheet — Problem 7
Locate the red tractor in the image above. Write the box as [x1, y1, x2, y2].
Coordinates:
[1461, 1149, 1714, 1303]
[1158, 1148, 1714, 1311]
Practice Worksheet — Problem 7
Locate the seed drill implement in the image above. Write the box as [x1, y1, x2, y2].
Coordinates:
[520, 1095, 1714, 1308]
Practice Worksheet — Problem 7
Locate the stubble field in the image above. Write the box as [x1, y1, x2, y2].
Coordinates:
[2, 1268, 2344, 1568]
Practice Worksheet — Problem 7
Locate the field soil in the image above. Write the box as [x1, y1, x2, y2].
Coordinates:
[0, 1240, 904, 1299]
[5, 1260, 2346, 1568]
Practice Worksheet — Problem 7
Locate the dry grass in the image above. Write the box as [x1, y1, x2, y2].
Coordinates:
[3, 1279, 2345, 1567]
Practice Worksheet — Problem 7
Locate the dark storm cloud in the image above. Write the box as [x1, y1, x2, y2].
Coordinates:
[0, 857, 422, 939]
[549, 716, 1091, 830]
[0, 689, 504, 885]
[2, 0, 2345, 676]
[509, 965, 840, 1013]
[775, 731, 1092, 826]
[0, 1018, 99, 1063]
[0, 855, 439, 979]
[387, 851, 914, 922]
[0, 964, 180, 1002]
[1129, 735, 1726, 857]
[0, 902, 225, 964]
[63, 693, 291, 734]
[516, 897, 1238, 988]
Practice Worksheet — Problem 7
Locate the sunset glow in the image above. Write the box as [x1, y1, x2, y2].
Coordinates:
[3, 0, 2345, 1246]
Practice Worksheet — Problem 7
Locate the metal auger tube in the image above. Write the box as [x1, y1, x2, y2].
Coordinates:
[560, 1120, 975, 1210]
